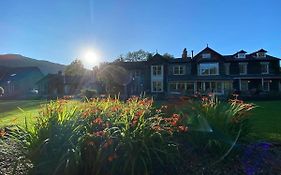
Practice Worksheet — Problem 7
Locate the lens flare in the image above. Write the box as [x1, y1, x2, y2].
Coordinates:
[82, 50, 100, 68]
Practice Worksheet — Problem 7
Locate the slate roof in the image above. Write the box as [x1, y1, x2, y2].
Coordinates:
[0, 66, 43, 83]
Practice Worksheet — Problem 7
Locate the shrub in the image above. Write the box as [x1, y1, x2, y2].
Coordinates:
[175, 94, 255, 168]
[81, 89, 97, 99]
[10, 97, 187, 175]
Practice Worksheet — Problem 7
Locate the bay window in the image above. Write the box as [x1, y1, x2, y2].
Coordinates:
[199, 63, 219, 76]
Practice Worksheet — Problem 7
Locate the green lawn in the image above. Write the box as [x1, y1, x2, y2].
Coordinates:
[0, 99, 281, 142]
[249, 100, 281, 142]
[0, 100, 48, 128]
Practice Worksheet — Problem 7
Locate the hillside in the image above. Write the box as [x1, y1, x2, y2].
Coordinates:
[0, 54, 65, 75]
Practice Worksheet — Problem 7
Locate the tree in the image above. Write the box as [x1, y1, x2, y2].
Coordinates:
[162, 53, 174, 59]
[64, 59, 86, 76]
[114, 49, 152, 62]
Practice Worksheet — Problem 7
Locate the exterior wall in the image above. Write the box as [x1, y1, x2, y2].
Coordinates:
[105, 48, 281, 99]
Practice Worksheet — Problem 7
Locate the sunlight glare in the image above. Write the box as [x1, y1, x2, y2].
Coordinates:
[82, 50, 100, 68]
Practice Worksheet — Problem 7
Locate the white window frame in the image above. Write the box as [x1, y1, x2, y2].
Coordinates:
[151, 65, 163, 76]
[257, 52, 266, 58]
[263, 81, 270, 91]
[237, 53, 246, 59]
[152, 81, 163, 92]
[261, 62, 269, 74]
[202, 53, 211, 59]
[239, 63, 248, 75]
[199, 63, 219, 76]
[173, 65, 185, 75]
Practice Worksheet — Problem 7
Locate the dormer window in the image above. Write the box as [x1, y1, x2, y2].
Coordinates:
[235, 50, 247, 59]
[237, 53, 246, 59]
[257, 52, 266, 58]
[255, 49, 267, 58]
[202, 53, 211, 59]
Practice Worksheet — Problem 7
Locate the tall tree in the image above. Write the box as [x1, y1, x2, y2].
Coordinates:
[162, 53, 174, 59]
[114, 49, 152, 62]
[64, 59, 86, 76]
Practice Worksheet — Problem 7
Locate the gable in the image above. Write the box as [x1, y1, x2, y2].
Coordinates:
[193, 47, 224, 62]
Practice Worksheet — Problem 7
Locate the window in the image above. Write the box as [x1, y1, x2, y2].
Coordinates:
[152, 81, 163, 92]
[263, 81, 270, 91]
[239, 63, 247, 75]
[224, 63, 230, 75]
[169, 82, 185, 92]
[199, 63, 219, 76]
[168, 82, 194, 94]
[152, 65, 162, 76]
[261, 62, 269, 74]
[196, 81, 223, 94]
[202, 53, 211, 59]
[240, 80, 248, 91]
[173, 65, 185, 75]
[237, 53, 246, 59]
[257, 52, 266, 58]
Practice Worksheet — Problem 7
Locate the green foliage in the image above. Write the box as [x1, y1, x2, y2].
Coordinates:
[176, 95, 255, 166]
[9, 100, 83, 175]
[116, 50, 153, 62]
[2, 96, 257, 174]
[162, 53, 174, 59]
[64, 59, 86, 76]
[80, 89, 97, 99]
[9, 97, 187, 175]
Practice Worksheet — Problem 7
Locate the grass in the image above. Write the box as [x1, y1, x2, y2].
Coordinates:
[249, 100, 281, 142]
[0, 99, 281, 142]
[0, 100, 48, 127]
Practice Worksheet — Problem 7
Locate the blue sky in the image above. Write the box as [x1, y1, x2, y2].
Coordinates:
[0, 0, 280, 66]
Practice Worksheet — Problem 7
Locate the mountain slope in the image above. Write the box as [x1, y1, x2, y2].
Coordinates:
[0, 54, 65, 75]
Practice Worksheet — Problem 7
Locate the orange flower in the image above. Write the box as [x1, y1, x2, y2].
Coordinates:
[0, 129, 6, 138]
[103, 139, 113, 149]
[94, 131, 104, 137]
[93, 117, 103, 125]
[178, 125, 188, 132]
[108, 153, 117, 162]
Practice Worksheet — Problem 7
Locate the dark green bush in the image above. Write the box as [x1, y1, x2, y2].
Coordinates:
[81, 89, 97, 99]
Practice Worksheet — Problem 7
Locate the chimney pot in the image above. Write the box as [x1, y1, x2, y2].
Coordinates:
[182, 48, 188, 59]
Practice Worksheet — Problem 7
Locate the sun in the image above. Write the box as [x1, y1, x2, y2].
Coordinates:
[82, 50, 100, 68]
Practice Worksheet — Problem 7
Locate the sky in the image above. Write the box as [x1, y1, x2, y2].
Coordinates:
[0, 0, 281, 67]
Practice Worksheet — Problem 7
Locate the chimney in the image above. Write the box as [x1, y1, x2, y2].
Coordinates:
[191, 50, 194, 59]
[58, 70, 62, 76]
[182, 48, 188, 59]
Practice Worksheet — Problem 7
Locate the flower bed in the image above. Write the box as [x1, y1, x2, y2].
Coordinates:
[2, 95, 279, 175]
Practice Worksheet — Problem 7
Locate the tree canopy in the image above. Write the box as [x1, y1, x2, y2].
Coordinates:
[64, 59, 86, 76]
[115, 49, 153, 62]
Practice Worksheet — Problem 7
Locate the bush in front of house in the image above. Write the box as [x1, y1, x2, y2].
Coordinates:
[80, 89, 98, 99]
[4, 95, 256, 175]
[9, 97, 188, 175]
[172, 94, 255, 173]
